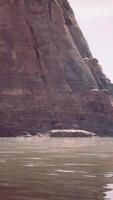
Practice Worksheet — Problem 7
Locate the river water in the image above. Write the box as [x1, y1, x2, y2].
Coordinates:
[0, 137, 113, 200]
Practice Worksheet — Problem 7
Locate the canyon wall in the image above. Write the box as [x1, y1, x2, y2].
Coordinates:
[0, 0, 113, 136]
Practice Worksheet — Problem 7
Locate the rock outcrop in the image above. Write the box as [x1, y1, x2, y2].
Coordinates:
[0, 0, 113, 136]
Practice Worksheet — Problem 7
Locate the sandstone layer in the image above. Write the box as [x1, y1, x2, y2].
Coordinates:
[0, 0, 113, 136]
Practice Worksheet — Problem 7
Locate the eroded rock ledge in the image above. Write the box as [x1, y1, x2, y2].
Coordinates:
[0, 0, 113, 136]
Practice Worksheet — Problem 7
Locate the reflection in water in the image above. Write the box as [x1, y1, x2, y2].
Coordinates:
[55, 169, 76, 173]
[104, 184, 113, 200]
[104, 173, 113, 178]
[0, 137, 113, 200]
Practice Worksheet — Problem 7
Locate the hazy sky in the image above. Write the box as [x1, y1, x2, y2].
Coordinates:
[69, 0, 113, 82]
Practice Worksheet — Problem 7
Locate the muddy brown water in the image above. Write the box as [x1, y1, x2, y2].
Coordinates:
[0, 137, 113, 200]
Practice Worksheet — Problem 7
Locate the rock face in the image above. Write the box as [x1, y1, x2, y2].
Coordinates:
[0, 0, 113, 136]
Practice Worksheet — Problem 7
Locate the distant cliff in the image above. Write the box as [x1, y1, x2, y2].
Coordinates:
[0, 0, 113, 136]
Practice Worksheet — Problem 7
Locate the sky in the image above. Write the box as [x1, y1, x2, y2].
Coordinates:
[69, 0, 113, 82]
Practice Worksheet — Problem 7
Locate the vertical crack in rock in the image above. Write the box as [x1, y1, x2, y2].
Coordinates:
[48, 0, 53, 21]
[24, 18, 47, 86]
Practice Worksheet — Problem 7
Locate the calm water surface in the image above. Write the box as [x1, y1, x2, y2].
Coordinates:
[0, 137, 113, 200]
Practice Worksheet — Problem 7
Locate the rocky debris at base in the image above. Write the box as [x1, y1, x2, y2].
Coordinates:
[22, 131, 42, 137]
[49, 129, 97, 137]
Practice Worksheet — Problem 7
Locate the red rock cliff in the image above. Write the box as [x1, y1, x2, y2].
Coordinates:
[0, 0, 113, 136]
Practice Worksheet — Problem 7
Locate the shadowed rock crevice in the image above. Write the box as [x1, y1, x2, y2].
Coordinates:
[48, 0, 54, 21]
[0, 0, 113, 136]
[24, 18, 48, 86]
